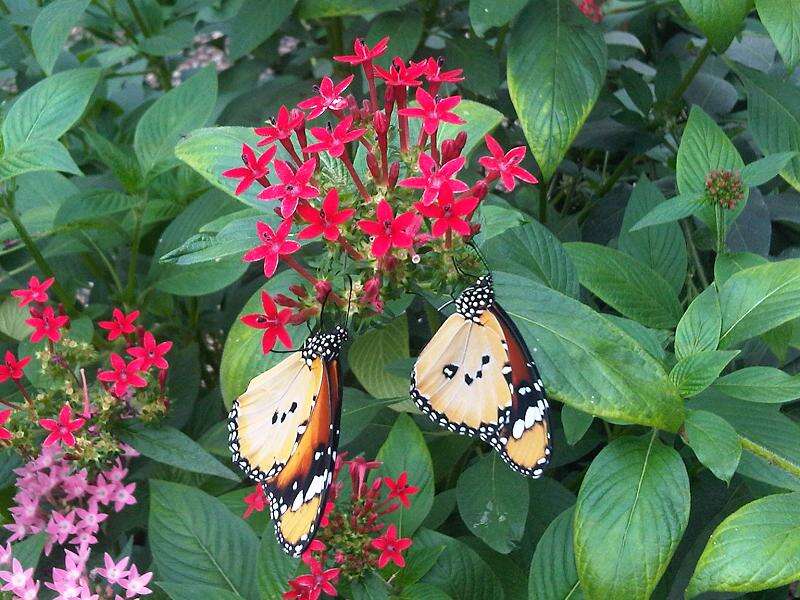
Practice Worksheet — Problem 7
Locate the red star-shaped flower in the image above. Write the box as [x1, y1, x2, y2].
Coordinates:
[127, 332, 173, 370]
[304, 116, 366, 158]
[97, 353, 148, 398]
[25, 306, 69, 344]
[373, 57, 426, 87]
[382, 471, 420, 508]
[222, 144, 277, 195]
[258, 158, 319, 218]
[415, 186, 479, 237]
[98, 308, 139, 342]
[254, 106, 305, 146]
[333, 36, 389, 65]
[241, 291, 293, 353]
[297, 75, 354, 120]
[242, 484, 268, 519]
[11, 275, 54, 307]
[296, 189, 355, 242]
[372, 524, 412, 568]
[39, 404, 85, 448]
[357, 199, 417, 258]
[243, 220, 301, 278]
[0, 409, 13, 441]
[0, 351, 30, 381]
[399, 153, 469, 205]
[478, 134, 539, 191]
[424, 56, 464, 84]
[399, 87, 464, 135]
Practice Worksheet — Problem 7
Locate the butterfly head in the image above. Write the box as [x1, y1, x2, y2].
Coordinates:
[302, 325, 349, 361]
[455, 274, 495, 321]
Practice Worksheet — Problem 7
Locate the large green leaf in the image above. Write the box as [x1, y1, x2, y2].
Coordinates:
[135, 65, 218, 177]
[149, 481, 259, 599]
[686, 492, 800, 597]
[456, 453, 529, 554]
[54, 190, 140, 226]
[678, 0, 750, 50]
[0, 139, 80, 181]
[507, 0, 607, 181]
[438, 100, 503, 158]
[31, 0, 89, 75]
[674, 285, 722, 360]
[741, 152, 798, 186]
[628, 192, 706, 231]
[226, 0, 297, 60]
[1, 68, 101, 149]
[668, 350, 738, 398]
[469, 0, 528, 36]
[528, 507, 582, 600]
[158, 582, 244, 600]
[493, 273, 684, 432]
[348, 315, 409, 399]
[711, 366, 800, 403]
[298, 0, 413, 18]
[565, 242, 683, 329]
[683, 409, 741, 483]
[573, 434, 690, 600]
[755, 0, 800, 69]
[256, 523, 298, 599]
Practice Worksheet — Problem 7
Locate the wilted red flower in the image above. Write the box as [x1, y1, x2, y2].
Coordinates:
[241, 291, 293, 354]
[127, 332, 172, 370]
[222, 144, 277, 195]
[11, 275, 54, 307]
[39, 404, 85, 447]
[255, 106, 305, 146]
[298, 75, 354, 120]
[479, 134, 539, 191]
[399, 87, 464, 135]
[357, 199, 416, 258]
[0, 351, 30, 381]
[333, 36, 389, 65]
[305, 116, 367, 158]
[26, 306, 69, 344]
[243, 220, 301, 278]
[258, 159, 319, 218]
[98, 308, 139, 341]
[399, 153, 468, 205]
[243, 484, 268, 519]
[382, 472, 420, 509]
[416, 186, 479, 237]
[97, 353, 148, 398]
[296, 189, 355, 242]
[372, 525, 412, 569]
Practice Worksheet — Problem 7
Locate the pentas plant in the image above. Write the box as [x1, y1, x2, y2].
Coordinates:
[222, 37, 538, 346]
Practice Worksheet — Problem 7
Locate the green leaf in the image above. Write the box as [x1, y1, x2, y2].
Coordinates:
[493, 273, 684, 432]
[446, 37, 501, 99]
[683, 409, 741, 483]
[438, 100, 503, 158]
[574, 434, 691, 600]
[135, 65, 218, 177]
[528, 507, 582, 600]
[469, 0, 527, 36]
[158, 582, 243, 600]
[351, 573, 391, 600]
[149, 480, 258, 599]
[226, 0, 296, 60]
[137, 20, 195, 57]
[561, 405, 594, 446]
[714, 251, 768, 285]
[755, 0, 800, 69]
[618, 177, 687, 293]
[711, 366, 800, 403]
[741, 152, 798, 186]
[456, 453, 529, 554]
[340, 387, 383, 446]
[31, 0, 89, 75]
[256, 523, 298, 599]
[11, 532, 45, 570]
[507, 0, 607, 181]
[367, 11, 423, 67]
[628, 192, 706, 231]
[394, 545, 445, 589]
[669, 350, 738, 397]
[718, 259, 800, 348]
[0, 297, 34, 341]
[1, 68, 100, 150]
[54, 190, 140, 226]
[0, 139, 81, 181]
[565, 242, 683, 329]
[348, 315, 409, 399]
[484, 222, 579, 298]
[686, 492, 800, 597]
[677, 0, 750, 50]
[297, 0, 413, 18]
[675, 285, 722, 360]
[375, 414, 434, 535]
[119, 424, 239, 481]
[399, 584, 453, 600]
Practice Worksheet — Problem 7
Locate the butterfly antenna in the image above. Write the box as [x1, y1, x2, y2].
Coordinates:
[467, 239, 491, 275]
[451, 256, 479, 280]
[344, 274, 355, 330]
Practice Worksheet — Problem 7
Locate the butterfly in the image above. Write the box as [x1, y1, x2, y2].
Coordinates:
[410, 274, 552, 477]
[228, 325, 348, 556]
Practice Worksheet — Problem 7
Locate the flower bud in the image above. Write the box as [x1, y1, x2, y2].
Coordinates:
[454, 130, 468, 154]
[373, 110, 388, 135]
[440, 139, 456, 162]
[705, 169, 744, 210]
[388, 161, 400, 188]
[471, 180, 488, 201]
[314, 279, 333, 303]
[366, 153, 381, 179]
[289, 284, 308, 298]
[275, 293, 299, 308]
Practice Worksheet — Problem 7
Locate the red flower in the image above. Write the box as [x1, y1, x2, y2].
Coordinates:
[255, 106, 305, 146]
[39, 404, 85, 448]
[357, 199, 417, 258]
[478, 134, 539, 191]
[241, 291, 293, 354]
[348, 456, 382, 495]
[0, 351, 30, 381]
[25, 306, 69, 343]
[297, 75, 354, 120]
[98, 308, 139, 341]
[319, 501, 335, 528]
[416, 186, 479, 237]
[222, 144, 277, 195]
[399, 87, 464, 135]
[258, 159, 319, 218]
[296, 189, 355, 242]
[127, 332, 172, 370]
[382, 472, 419, 509]
[424, 57, 464, 84]
[243, 484, 268, 519]
[285, 559, 340, 600]
[373, 57, 426, 87]
[97, 353, 148, 398]
[372, 525, 412, 568]
[304, 116, 366, 158]
[11, 275, 54, 307]
[243, 220, 301, 278]
[399, 153, 469, 205]
[333, 36, 389, 65]
[0, 409, 13, 441]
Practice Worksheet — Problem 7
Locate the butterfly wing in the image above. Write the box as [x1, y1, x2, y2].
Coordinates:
[267, 357, 342, 556]
[228, 351, 323, 481]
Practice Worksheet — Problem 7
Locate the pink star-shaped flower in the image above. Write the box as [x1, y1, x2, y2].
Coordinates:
[222, 143, 277, 195]
[242, 220, 301, 278]
[304, 116, 366, 158]
[399, 153, 469, 205]
[258, 158, 319, 218]
[241, 291, 293, 354]
[373, 57, 426, 87]
[478, 134, 539, 191]
[383, 471, 420, 508]
[297, 75, 354, 120]
[296, 189, 355, 242]
[424, 56, 464, 84]
[399, 87, 464, 135]
[372, 524, 412, 568]
[0, 409, 13, 441]
[39, 404, 85, 448]
[243, 484, 268, 519]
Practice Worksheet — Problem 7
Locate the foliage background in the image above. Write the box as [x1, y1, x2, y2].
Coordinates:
[2, 0, 800, 598]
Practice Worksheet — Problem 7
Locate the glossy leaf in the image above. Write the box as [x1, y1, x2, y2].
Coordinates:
[298, 0, 413, 18]
[226, 0, 297, 60]
[469, 0, 528, 36]
[741, 152, 798, 186]
[755, 0, 800, 69]
[561, 405, 594, 446]
[683, 409, 741, 483]
[528, 507, 582, 600]
[158, 582, 243, 600]
[256, 523, 298, 599]
[677, 0, 750, 51]
[628, 192, 706, 231]
[674, 285, 722, 360]
[31, 0, 89, 75]
[669, 350, 738, 397]
[0, 139, 81, 181]
[349, 315, 409, 399]
[711, 366, 800, 403]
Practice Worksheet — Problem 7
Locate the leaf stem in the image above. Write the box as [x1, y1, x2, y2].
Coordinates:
[538, 180, 548, 224]
[680, 219, 710, 289]
[740, 436, 800, 480]
[668, 41, 712, 107]
[125, 199, 145, 305]
[714, 204, 726, 255]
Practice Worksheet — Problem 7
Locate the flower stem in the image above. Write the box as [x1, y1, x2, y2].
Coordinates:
[740, 436, 800, 479]
[125, 200, 145, 305]
[397, 88, 409, 153]
[364, 61, 379, 111]
[668, 41, 712, 107]
[340, 152, 372, 203]
[14, 379, 31, 404]
[430, 130, 439, 163]
[280, 139, 303, 166]
[680, 219, 710, 289]
[338, 237, 364, 261]
[283, 256, 318, 286]
[714, 204, 727, 255]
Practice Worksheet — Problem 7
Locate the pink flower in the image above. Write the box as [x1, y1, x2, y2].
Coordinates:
[120, 564, 152, 597]
[75, 503, 108, 533]
[304, 116, 366, 158]
[98, 308, 139, 341]
[241, 291, 293, 354]
[372, 524, 412, 568]
[297, 75, 354, 120]
[0, 351, 30, 380]
[374, 57, 426, 87]
[11, 275, 54, 306]
[258, 158, 319, 218]
[333, 36, 389, 65]
[87, 474, 115, 506]
[243, 484, 267, 519]
[296, 189, 355, 242]
[255, 106, 305, 146]
[416, 186, 479, 237]
[357, 199, 417, 258]
[360, 277, 383, 313]
[399, 153, 469, 205]
[399, 87, 464, 135]
[222, 144, 277, 195]
[0, 542, 11, 565]
[111, 482, 137, 512]
[39, 405, 85, 448]
[45, 510, 77, 545]
[478, 134, 539, 191]
[26, 306, 69, 343]
[97, 354, 147, 398]
[0, 558, 33, 593]
[127, 332, 172, 370]
[0, 410, 13, 442]
[383, 471, 419, 508]
[95, 554, 130, 586]
[243, 220, 301, 278]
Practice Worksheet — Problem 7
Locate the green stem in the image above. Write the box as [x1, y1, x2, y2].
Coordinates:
[714, 204, 726, 255]
[80, 231, 124, 295]
[740, 437, 800, 479]
[326, 17, 345, 77]
[538, 180, 548, 224]
[125, 201, 144, 304]
[668, 41, 712, 107]
[680, 219, 710, 289]
[595, 153, 636, 198]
